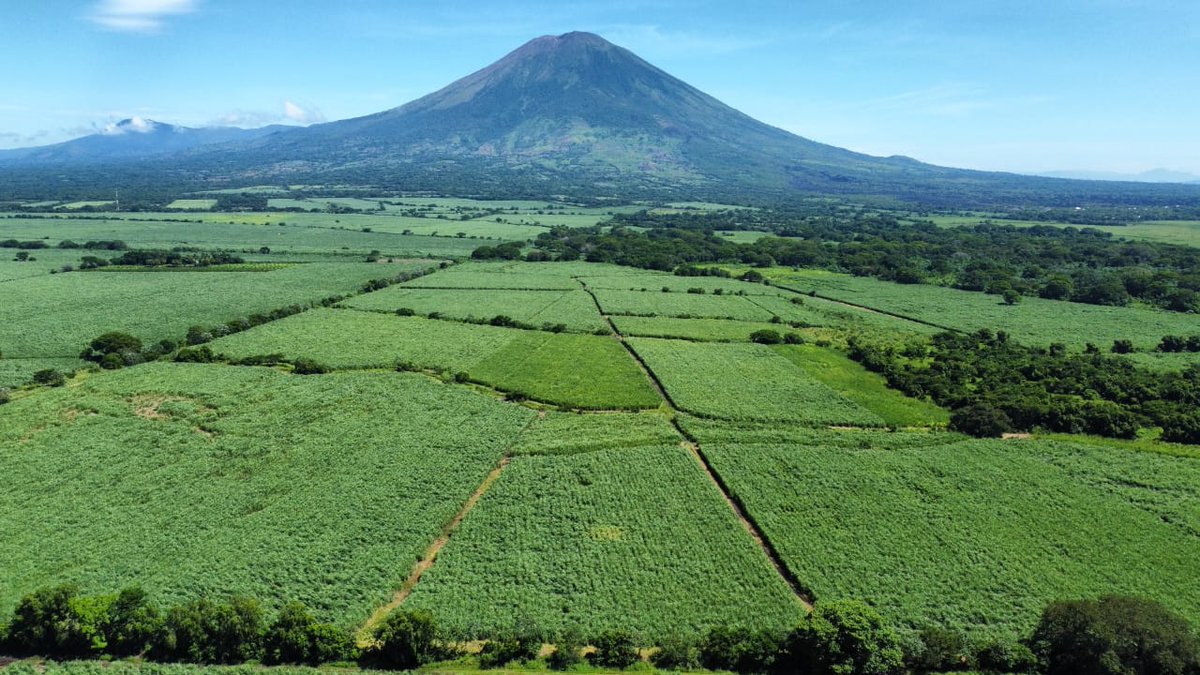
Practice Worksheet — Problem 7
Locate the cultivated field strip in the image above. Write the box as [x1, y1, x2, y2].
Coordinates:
[0, 364, 537, 626]
[683, 420, 1200, 640]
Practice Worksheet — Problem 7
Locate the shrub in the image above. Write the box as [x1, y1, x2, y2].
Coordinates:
[975, 639, 1037, 673]
[949, 404, 1012, 438]
[749, 329, 783, 345]
[369, 609, 440, 670]
[32, 369, 66, 387]
[0, 387, 10, 405]
[489, 315, 517, 327]
[1031, 596, 1200, 675]
[291, 359, 330, 375]
[396, 307, 415, 316]
[590, 629, 639, 669]
[784, 332, 804, 344]
[786, 600, 904, 675]
[175, 346, 215, 363]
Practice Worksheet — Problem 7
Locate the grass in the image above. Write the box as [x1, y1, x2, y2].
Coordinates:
[683, 420, 1200, 640]
[0, 262, 433, 358]
[0, 363, 536, 626]
[0, 357, 87, 388]
[628, 338, 883, 426]
[209, 309, 658, 410]
[773, 344, 949, 427]
[0, 249, 116, 281]
[406, 436, 803, 637]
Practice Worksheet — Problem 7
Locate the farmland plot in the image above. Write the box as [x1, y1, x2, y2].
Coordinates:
[686, 422, 1200, 640]
[592, 288, 775, 321]
[629, 338, 883, 426]
[406, 442, 803, 637]
[611, 316, 799, 342]
[0, 363, 536, 625]
[0, 263, 433, 358]
[343, 287, 607, 333]
[210, 309, 657, 409]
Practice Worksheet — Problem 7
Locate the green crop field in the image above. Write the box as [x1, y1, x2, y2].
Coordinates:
[0, 363, 536, 625]
[209, 309, 658, 409]
[774, 344, 949, 427]
[683, 419, 1200, 640]
[400, 261, 582, 290]
[924, 214, 1200, 248]
[0, 262, 433, 359]
[165, 199, 218, 210]
[406, 428, 803, 637]
[342, 287, 608, 333]
[0, 249, 116, 281]
[592, 288, 776, 321]
[760, 268, 1200, 350]
[0, 357, 87, 389]
[629, 337, 883, 426]
[610, 315, 799, 341]
[0, 215, 481, 256]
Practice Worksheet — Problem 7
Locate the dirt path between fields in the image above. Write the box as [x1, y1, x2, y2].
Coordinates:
[577, 278, 813, 610]
[357, 454, 512, 642]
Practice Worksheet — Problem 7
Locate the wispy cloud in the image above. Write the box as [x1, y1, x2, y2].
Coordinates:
[209, 101, 325, 128]
[861, 83, 1051, 117]
[89, 0, 198, 33]
[284, 101, 325, 124]
[600, 24, 772, 56]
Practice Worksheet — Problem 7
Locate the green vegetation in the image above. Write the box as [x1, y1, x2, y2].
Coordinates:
[611, 316, 801, 342]
[0, 364, 535, 625]
[593, 289, 774, 321]
[774, 344, 949, 427]
[0, 263, 431, 359]
[208, 309, 658, 409]
[630, 338, 883, 425]
[407, 435, 803, 637]
[343, 287, 608, 333]
[165, 199, 218, 210]
[684, 420, 1200, 640]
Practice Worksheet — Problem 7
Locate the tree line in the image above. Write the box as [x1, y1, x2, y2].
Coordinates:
[3, 585, 1197, 675]
[525, 208, 1200, 312]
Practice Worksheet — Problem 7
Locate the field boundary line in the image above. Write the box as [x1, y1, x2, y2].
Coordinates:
[356, 414, 541, 642]
[768, 282, 960, 332]
[579, 276, 812, 609]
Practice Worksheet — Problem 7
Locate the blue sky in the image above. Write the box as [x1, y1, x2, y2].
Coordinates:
[2, 0, 1198, 174]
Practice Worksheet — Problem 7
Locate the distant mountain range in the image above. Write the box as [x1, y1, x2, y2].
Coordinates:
[1034, 169, 1200, 184]
[2, 32, 1199, 207]
[0, 117, 289, 165]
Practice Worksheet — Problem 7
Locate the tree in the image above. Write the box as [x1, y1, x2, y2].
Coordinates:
[81, 331, 143, 366]
[263, 601, 349, 665]
[652, 632, 700, 671]
[153, 597, 264, 664]
[589, 629, 639, 669]
[369, 609, 440, 670]
[291, 359, 330, 375]
[949, 404, 1012, 438]
[104, 586, 162, 657]
[1002, 289, 1021, 305]
[1031, 596, 1200, 675]
[547, 627, 584, 671]
[7, 584, 101, 658]
[1112, 339, 1135, 354]
[786, 600, 904, 675]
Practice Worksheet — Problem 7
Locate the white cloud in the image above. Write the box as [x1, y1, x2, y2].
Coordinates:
[89, 0, 198, 33]
[100, 116, 158, 135]
[284, 101, 325, 125]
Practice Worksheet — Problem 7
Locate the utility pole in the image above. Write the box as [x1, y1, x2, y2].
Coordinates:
[115, 188, 120, 211]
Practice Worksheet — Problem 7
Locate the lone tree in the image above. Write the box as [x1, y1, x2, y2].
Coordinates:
[949, 404, 1013, 438]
